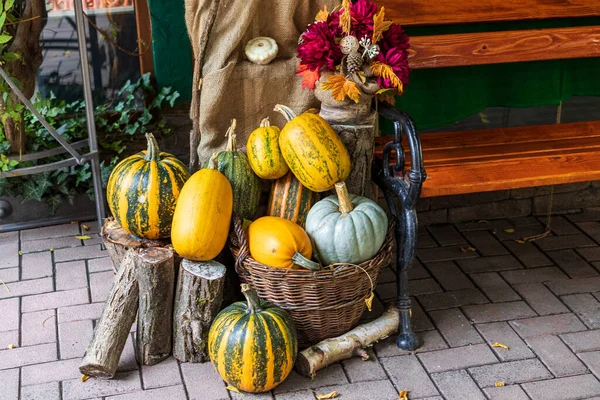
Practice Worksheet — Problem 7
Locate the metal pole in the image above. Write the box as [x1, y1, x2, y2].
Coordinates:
[73, 0, 106, 228]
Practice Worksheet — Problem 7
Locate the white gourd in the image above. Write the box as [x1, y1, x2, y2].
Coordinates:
[245, 37, 278, 65]
[305, 182, 388, 265]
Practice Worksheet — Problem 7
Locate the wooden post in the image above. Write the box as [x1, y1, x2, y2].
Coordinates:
[296, 307, 399, 377]
[101, 217, 170, 273]
[173, 259, 226, 363]
[331, 111, 378, 200]
[80, 250, 139, 379]
[135, 247, 176, 365]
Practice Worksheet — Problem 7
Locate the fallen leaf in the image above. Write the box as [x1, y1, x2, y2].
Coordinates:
[320, 74, 361, 103]
[0, 279, 10, 293]
[81, 375, 90, 382]
[460, 246, 477, 253]
[18, 250, 22, 256]
[296, 64, 320, 91]
[71, 221, 78, 224]
[495, 381, 505, 387]
[371, 61, 403, 92]
[504, 228, 515, 233]
[372, 6, 392, 43]
[492, 342, 509, 350]
[515, 240, 526, 244]
[365, 292, 374, 311]
[398, 389, 408, 400]
[316, 391, 339, 399]
[7, 344, 15, 350]
[478, 220, 490, 224]
[226, 386, 242, 395]
[315, 5, 329, 22]
[82, 224, 90, 231]
[49, 248, 54, 252]
[75, 235, 91, 240]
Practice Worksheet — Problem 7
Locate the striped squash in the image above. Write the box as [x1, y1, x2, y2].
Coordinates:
[106, 133, 189, 239]
[247, 117, 289, 179]
[267, 171, 318, 228]
[274, 104, 351, 192]
[208, 284, 298, 393]
[210, 119, 262, 221]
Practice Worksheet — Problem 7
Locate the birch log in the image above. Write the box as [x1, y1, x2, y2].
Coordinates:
[135, 247, 175, 365]
[80, 250, 139, 379]
[296, 307, 399, 377]
[173, 259, 226, 362]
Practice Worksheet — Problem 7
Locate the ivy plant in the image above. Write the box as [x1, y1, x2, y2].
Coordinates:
[0, 73, 180, 214]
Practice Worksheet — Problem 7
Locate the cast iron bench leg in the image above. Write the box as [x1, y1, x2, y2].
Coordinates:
[375, 103, 426, 351]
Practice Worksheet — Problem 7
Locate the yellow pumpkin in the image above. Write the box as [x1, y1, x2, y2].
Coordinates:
[171, 157, 233, 261]
[246, 117, 289, 179]
[248, 216, 320, 270]
[274, 104, 351, 192]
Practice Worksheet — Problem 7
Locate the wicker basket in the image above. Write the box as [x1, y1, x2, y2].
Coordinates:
[229, 217, 394, 347]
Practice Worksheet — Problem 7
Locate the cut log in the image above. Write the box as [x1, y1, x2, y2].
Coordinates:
[173, 258, 226, 363]
[80, 249, 139, 379]
[331, 111, 378, 200]
[296, 307, 399, 377]
[101, 217, 171, 273]
[135, 247, 175, 365]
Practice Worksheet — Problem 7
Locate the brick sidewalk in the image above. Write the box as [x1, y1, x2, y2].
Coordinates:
[1, 212, 600, 399]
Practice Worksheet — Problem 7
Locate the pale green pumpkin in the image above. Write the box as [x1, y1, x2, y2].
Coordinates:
[305, 182, 388, 265]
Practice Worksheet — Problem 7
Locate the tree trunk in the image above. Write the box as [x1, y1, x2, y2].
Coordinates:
[135, 247, 175, 365]
[101, 217, 171, 273]
[2, 0, 45, 154]
[296, 307, 399, 377]
[173, 258, 226, 363]
[80, 249, 139, 379]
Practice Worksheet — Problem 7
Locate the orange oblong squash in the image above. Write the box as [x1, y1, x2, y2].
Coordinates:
[171, 157, 233, 261]
[248, 216, 320, 270]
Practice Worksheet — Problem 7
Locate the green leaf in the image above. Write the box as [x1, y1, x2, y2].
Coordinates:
[5, 0, 15, 11]
[47, 195, 62, 215]
[22, 180, 44, 202]
[3, 52, 20, 61]
[0, 34, 12, 44]
[0, 13, 7, 30]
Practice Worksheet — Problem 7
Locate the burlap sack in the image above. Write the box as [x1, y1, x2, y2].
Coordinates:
[185, 0, 338, 167]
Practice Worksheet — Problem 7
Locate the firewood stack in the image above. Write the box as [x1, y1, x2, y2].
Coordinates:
[80, 218, 225, 379]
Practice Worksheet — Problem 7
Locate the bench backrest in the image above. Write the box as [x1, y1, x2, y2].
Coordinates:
[380, 0, 600, 69]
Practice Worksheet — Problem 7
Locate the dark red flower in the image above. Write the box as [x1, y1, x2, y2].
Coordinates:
[379, 24, 410, 53]
[375, 47, 411, 89]
[297, 22, 343, 72]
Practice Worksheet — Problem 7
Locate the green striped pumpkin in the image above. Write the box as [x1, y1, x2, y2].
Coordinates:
[209, 119, 261, 221]
[106, 133, 189, 239]
[267, 170, 318, 228]
[208, 284, 298, 393]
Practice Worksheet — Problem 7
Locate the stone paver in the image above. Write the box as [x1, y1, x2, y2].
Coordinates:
[522, 374, 600, 400]
[4, 212, 600, 399]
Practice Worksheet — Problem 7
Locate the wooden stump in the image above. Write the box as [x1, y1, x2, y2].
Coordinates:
[296, 307, 399, 377]
[101, 217, 170, 273]
[331, 111, 378, 200]
[135, 247, 175, 365]
[173, 259, 226, 363]
[80, 250, 139, 379]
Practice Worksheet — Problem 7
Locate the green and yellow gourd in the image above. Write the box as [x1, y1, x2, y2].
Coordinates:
[267, 171, 318, 228]
[247, 117, 289, 179]
[274, 104, 351, 192]
[209, 119, 262, 221]
[208, 284, 298, 393]
[106, 133, 189, 239]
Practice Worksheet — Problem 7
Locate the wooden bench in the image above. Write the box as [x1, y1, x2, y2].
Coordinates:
[372, 1, 600, 350]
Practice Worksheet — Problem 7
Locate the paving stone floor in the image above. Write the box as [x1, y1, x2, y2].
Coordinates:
[1, 212, 600, 399]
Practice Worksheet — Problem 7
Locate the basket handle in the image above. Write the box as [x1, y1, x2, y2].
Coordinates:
[230, 214, 250, 272]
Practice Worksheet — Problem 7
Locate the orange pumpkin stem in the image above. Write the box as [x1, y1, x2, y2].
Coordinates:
[335, 182, 354, 213]
[241, 284, 262, 314]
[259, 117, 270, 128]
[144, 133, 160, 162]
[225, 119, 237, 152]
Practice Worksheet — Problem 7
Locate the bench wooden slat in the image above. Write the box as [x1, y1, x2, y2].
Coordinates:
[381, 0, 600, 27]
[408, 26, 600, 69]
[374, 121, 600, 197]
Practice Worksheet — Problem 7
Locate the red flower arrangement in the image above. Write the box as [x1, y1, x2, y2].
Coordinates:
[297, 0, 410, 103]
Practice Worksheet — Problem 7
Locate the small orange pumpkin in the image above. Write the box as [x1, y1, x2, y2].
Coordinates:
[247, 216, 320, 270]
